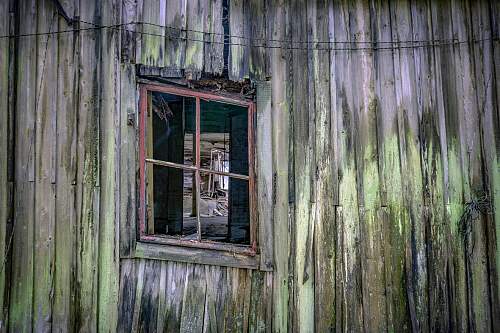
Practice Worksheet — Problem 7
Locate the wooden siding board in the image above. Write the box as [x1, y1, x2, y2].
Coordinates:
[185, 0, 206, 79]
[0, 0, 10, 329]
[180, 264, 207, 332]
[97, 0, 121, 330]
[484, 0, 500, 313]
[223, 268, 252, 332]
[373, 0, 409, 330]
[472, 1, 500, 329]
[454, 2, 492, 332]
[206, 0, 224, 75]
[9, 0, 37, 331]
[312, 0, 335, 332]
[76, 0, 100, 330]
[291, 0, 316, 330]
[164, 0, 187, 70]
[161, 262, 187, 332]
[131, 259, 146, 332]
[269, 0, 290, 331]
[248, 270, 270, 333]
[202, 265, 219, 333]
[155, 261, 167, 332]
[440, 1, 470, 330]
[137, 260, 161, 332]
[256, 81, 274, 271]
[389, 1, 428, 331]
[328, 4, 342, 331]
[346, 1, 387, 331]
[331, 1, 364, 331]
[53, 1, 78, 331]
[135, 0, 144, 65]
[469, 1, 497, 331]
[118, 259, 138, 333]
[249, 0, 267, 80]
[229, 0, 249, 81]
[134, 242, 259, 269]
[33, 2, 58, 331]
[428, 1, 459, 331]
[121, 0, 137, 63]
[119, 64, 137, 257]
[140, 0, 166, 67]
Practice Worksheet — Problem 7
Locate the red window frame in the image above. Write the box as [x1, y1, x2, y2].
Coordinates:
[138, 83, 257, 254]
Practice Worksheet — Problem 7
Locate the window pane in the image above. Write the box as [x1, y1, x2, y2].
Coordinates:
[199, 172, 250, 245]
[146, 165, 198, 240]
[200, 100, 248, 176]
[150, 92, 196, 165]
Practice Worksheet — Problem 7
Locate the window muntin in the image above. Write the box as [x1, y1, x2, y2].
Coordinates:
[139, 84, 256, 252]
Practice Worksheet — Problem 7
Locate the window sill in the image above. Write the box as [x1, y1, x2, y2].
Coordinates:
[130, 241, 261, 270]
[140, 234, 257, 255]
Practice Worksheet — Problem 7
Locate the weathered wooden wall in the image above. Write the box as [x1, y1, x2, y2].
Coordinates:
[0, 0, 499, 332]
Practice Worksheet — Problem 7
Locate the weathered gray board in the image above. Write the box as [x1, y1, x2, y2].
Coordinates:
[0, 0, 499, 331]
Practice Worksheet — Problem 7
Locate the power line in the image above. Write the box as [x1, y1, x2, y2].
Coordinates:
[133, 20, 477, 46]
[0, 20, 497, 52]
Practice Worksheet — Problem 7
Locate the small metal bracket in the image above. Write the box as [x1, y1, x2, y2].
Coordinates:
[127, 111, 135, 126]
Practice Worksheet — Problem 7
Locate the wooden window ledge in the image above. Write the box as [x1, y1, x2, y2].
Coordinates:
[130, 241, 261, 270]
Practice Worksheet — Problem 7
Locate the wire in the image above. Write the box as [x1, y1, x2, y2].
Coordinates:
[0, 22, 129, 39]
[0, 20, 498, 52]
[133, 20, 473, 46]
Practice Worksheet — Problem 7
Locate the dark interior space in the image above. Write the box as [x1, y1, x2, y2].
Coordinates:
[147, 92, 250, 244]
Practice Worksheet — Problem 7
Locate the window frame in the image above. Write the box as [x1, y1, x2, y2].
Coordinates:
[138, 83, 257, 256]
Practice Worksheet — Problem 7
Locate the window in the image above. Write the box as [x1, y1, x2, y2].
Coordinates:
[138, 84, 256, 254]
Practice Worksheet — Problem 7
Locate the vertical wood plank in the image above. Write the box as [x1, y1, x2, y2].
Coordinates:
[205, 0, 224, 75]
[155, 261, 167, 333]
[248, 270, 271, 332]
[471, 1, 500, 330]
[223, 268, 252, 333]
[160, 262, 187, 332]
[180, 264, 208, 332]
[33, 2, 58, 331]
[76, 0, 101, 330]
[256, 81, 274, 271]
[441, 1, 469, 332]
[185, 0, 206, 79]
[427, 1, 457, 331]
[372, 0, 409, 330]
[291, 0, 315, 330]
[118, 259, 138, 333]
[0, 0, 10, 329]
[131, 259, 146, 332]
[202, 265, 224, 333]
[330, 1, 364, 331]
[312, 0, 335, 332]
[140, 0, 166, 67]
[214, 266, 229, 333]
[121, 0, 137, 63]
[441, 1, 493, 331]
[229, 0, 249, 81]
[346, 1, 387, 331]
[119, 63, 137, 257]
[53, 0, 78, 331]
[98, 0, 121, 331]
[468, 0, 496, 330]
[249, 0, 267, 80]
[9, 0, 37, 331]
[164, 0, 187, 70]
[269, 0, 290, 331]
[390, 1, 428, 331]
[137, 260, 161, 332]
